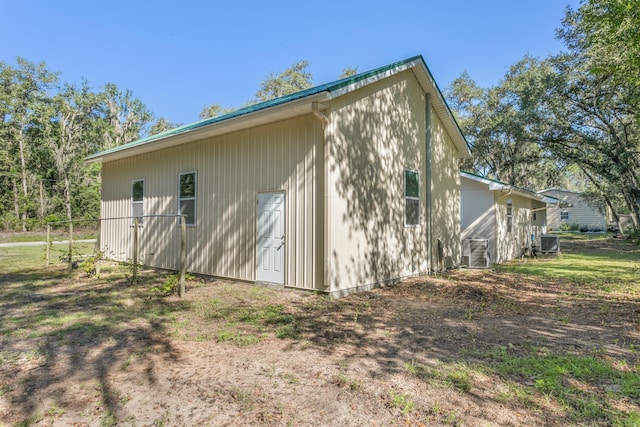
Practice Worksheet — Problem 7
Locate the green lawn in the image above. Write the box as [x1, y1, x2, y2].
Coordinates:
[496, 233, 640, 292]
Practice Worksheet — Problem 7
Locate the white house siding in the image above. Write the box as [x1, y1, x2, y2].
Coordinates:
[326, 70, 429, 294]
[494, 196, 546, 263]
[461, 174, 548, 265]
[100, 114, 324, 290]
[541, 189, 606, 231]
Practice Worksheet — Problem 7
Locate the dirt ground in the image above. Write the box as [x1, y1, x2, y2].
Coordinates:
[1, 239, 638, 426]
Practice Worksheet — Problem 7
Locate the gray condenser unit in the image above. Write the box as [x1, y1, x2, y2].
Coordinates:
[539, 235, 560, 253]
[462, 238, 490, 268]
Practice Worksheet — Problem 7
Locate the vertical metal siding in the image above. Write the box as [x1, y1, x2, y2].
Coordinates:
[100, 114, 322, 289]
[327, 70, 428, 292]
[429, 112, 462, 269]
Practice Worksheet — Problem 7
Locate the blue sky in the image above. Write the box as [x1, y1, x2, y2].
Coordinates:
[1, 0, 579, 126]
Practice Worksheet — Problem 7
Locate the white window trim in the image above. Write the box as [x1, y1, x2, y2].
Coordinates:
[131, 178, 145, 225]
[178, 170, 197, 226]
[560, 211, 569, 220]
[404, 168, 420, 227]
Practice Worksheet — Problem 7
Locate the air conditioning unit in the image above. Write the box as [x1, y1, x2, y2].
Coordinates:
[462, 239, 490, 268]
[539, 234, 560, 253]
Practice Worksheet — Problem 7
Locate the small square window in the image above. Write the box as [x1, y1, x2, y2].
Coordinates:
[560, 211, 569, 221]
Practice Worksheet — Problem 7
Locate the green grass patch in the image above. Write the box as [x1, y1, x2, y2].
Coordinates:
[405, 360, 476, 393]
[190, 293, 299, 343]
[215, 327, 261, 346]
[0, 243, 187, 345]
[386, 392, 416, 415]
[483, 346, 640, 424]
[0, 242, 97, 273]
[496, 236, 640, 293]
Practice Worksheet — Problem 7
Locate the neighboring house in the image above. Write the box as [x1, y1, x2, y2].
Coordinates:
[460, 171, 558, 265]
[538, 188, 606, 232]
[87, 55, 471, 296]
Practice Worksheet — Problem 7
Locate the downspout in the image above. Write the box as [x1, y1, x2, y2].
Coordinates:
[312, 101, 332, 292]
[312, 102, 329, 125]
[425, 93, 433, 274]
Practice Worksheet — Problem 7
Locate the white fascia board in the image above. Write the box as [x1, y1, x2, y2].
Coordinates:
[461, 171, 506, 190]
[488, 183, 509, 191]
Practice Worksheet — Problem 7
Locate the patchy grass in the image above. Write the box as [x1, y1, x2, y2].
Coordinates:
[386, 392, 416, 415]
[405, 360, 476, 393]
[477, 346, 640, 425]
[1, 235, 638, 426]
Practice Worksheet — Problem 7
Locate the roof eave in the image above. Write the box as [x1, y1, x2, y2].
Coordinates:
[86, 91, 330, 163]
[461, 172, 553, 203]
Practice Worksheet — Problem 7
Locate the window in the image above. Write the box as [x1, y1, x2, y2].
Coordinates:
[506, 199, 513, 233]
[179, 171, 196, 225]
[404, 169, 420, 226]
[132, 179, 144, 224]
[533, 212, 537, 221]
[560, 211, 569, 221]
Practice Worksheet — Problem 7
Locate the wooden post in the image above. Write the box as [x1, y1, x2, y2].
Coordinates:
[179, 215, 186, 297]
[68, 221, 73, 271]
[94, 218, 101, 278]
[132, 217, 139, 286]
[45, 224, 50, 267]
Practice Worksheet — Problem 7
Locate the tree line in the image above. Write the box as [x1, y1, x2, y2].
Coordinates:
[0, 59, 156, 230]
[2, 0, 637, 235]
[0, 55, 356, 231]
[447, 0, 640, 233]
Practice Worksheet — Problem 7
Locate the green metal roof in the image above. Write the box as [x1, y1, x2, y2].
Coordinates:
[87, 55, 469, 162]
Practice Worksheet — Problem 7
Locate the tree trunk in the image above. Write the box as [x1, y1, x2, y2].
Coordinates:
[621, 189, 640, 231]
[12, 179, 20, 224]
[39, 179, 45, 224]
[18, 134, 28, 231]
[63, 173, 72, 221]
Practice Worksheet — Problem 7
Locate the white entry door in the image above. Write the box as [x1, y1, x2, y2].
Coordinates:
[256, 191, 285, 284]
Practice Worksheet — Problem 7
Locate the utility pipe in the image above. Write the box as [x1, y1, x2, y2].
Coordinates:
[425, 94, 433, 273]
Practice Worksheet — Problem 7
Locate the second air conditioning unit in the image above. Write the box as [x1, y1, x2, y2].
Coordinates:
[539, 234, 560, 253]
[462, 238, 490, 268]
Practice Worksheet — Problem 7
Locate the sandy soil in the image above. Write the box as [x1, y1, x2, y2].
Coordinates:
[1, 239, 638, 426]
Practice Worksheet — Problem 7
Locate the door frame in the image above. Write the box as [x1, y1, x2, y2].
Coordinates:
[255, 190, 286, 284]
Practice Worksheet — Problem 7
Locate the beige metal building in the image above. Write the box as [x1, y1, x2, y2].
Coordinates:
[460, 172, 558, 265]
[87, 56, 471, 296]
